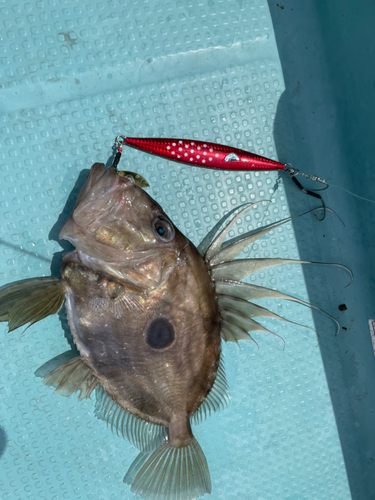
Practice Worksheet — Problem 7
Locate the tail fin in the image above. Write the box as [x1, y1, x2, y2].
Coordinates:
[0, 278, 65, 331]
[124, 437, 211, 500]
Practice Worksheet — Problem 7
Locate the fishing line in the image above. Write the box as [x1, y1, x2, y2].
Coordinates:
[329, 183, 375, 205]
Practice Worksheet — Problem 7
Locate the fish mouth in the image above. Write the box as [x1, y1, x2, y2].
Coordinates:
[59, 163, 181, 290]
[59, 165, 134, 238]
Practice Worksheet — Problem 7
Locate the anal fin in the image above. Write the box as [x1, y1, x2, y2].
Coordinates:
[95, 386, 168, 452]
[42, 356, 98, 401]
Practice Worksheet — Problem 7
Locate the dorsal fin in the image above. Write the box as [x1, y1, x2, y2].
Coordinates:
[197, 203, 251, 256]
[220, 308, 285, 348]
[191, 352, 230, 425]
[215, 280, 341, 335]
[221, 322, 259, 347]
[205, 202, 262, 262]
[211, 258, 352, 283]
[94, 386, 168, 452]
[220, 325, 238, 343]
[218, 294, 318, 337]
[42, 356, 98, 401]
[208, 207, 321, 265]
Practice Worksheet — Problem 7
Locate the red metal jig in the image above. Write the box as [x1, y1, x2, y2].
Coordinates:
[124, 137, 286, 171]
[113, 135, 328, 219]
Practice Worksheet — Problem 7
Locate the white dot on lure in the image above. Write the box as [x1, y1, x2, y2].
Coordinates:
[196, 155, 200, 159]
[202, 159, 206, 163]
[209, 148, 213, 152]
[185, 144, 189, 148]
[167, 146, 170, 150]
[197, 146, 201, 150]
[179, 147, 183, 151]
[172, 142, 176, 146]
[209, 157, 212, 161]
[171, 151, 175, 155]
[179, 140, 183, 144]
[190, 158, 193, 161]
[184, 152, 188, 156]
[215, 154, 219, 157]
[190, 149, 194, 153]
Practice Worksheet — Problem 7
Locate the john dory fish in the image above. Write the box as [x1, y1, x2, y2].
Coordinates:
[0, 164, 348, 500]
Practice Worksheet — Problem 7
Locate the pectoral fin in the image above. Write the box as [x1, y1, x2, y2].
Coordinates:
[0, 278, 65, 332]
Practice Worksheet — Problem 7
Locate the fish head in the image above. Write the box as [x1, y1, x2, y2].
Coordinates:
[59, 164, 185, 289]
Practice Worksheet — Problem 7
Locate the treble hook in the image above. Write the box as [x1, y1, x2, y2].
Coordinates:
[284, 164, 329, 221]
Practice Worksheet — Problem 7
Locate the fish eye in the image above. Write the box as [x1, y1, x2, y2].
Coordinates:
[146, 318, 175, 349]
[152, 216, 175, 242]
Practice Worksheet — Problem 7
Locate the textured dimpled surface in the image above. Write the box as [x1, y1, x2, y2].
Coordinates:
[0, 1, 350, 499]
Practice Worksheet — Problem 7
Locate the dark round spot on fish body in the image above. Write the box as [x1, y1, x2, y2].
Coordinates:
[146, 318, 175, 349]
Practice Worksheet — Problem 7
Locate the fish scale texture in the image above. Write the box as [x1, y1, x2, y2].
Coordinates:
[0, 1, 351, 500]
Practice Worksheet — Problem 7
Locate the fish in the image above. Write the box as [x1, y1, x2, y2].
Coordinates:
[0, 163, 351, 500]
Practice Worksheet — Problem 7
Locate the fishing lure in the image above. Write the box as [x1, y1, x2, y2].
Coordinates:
[113, 136, 328, 217]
